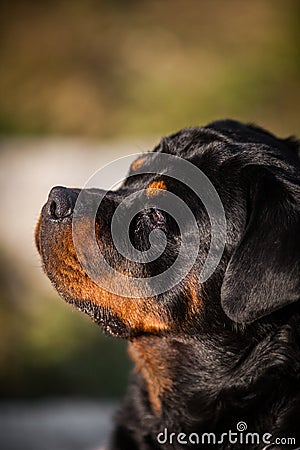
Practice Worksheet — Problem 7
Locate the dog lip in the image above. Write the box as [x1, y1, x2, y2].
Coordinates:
[36, 207, 73, 259]
[34, 219, 42, 254]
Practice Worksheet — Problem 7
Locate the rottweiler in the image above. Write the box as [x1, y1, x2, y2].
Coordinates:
[35, 120, 300, 449]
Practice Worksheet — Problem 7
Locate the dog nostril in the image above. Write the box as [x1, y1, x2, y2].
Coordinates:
[49, 200, 57, 218]
[46, 186, 76, 220]
[49, 199, 72, 219]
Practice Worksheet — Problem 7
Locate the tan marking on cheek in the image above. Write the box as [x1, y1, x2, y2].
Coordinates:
[146, 180, 167, 198]
[40, 219, 169, 333]
[181, 275, 203, 316]
[188, 283, 203, 315]
[128, 337, 172, 414]
[131, 156, 146, 171]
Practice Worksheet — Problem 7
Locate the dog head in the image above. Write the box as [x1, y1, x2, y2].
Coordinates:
[35, 120, 300, 338]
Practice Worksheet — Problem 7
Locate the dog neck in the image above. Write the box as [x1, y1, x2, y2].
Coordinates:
[127, 318, 300, 432]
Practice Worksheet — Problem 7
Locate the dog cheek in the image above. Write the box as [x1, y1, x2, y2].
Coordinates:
[39, 218, 171, 335]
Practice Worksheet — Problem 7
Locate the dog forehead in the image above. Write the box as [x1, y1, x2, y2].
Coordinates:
[129, 130, 202, 174]
[127, 124, 292, 194]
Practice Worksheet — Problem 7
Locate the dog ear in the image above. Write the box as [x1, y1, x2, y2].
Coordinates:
[221, 165, 300, 324]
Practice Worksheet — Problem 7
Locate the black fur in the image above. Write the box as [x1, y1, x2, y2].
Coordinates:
[37, 120, 300, 449]
[111, 121, 300, 449]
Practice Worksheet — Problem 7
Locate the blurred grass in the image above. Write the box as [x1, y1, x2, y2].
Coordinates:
[0, 0, 299, 139]
[0, 250, 131, 399]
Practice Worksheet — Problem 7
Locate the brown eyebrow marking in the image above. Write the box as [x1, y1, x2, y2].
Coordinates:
[146, 180, 167, 198]
[131, 156, 146, 171]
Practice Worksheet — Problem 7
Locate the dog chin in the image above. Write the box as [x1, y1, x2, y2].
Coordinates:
[66, 297, 133, 338]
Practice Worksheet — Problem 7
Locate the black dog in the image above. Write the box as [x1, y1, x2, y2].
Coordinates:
[35, 120, 300, 449]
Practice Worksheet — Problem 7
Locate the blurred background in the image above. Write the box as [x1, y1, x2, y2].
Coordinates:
[0, 0, 299, 449]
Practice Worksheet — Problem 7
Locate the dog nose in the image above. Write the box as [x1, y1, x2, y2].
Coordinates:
[46, 186, 78, 220]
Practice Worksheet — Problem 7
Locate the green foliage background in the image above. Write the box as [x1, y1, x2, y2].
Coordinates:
[1, 0, 299, 138]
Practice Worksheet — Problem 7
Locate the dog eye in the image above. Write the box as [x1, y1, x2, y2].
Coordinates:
[130, 208, 165, 236]
[147, 208, 165, 226]
[128, 208, 166, 252]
